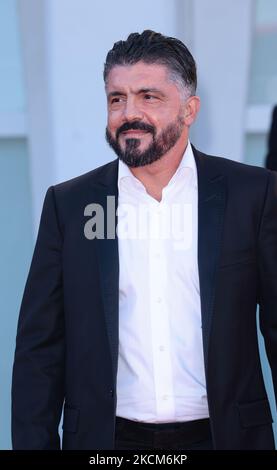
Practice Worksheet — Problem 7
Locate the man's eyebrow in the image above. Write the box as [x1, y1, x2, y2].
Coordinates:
[138, 88, 165, 96]
[107, 88, 166, 100]
[107, 91, 124, 100]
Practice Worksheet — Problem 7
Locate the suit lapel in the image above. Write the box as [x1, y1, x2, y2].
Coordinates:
[193, 148, 227, 372]
[89, 159, 119, 383]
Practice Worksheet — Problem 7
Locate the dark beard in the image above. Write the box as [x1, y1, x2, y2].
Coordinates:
[105, 115, 184, 168]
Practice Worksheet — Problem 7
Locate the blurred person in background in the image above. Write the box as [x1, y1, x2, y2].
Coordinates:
[265, 105, 277, 171]
[12, 30, 277, 451]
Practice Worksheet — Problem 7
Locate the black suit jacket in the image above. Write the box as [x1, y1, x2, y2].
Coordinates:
[12, 146, 277, 449]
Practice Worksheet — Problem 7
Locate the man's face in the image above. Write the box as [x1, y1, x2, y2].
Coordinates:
[105, 61, 188, 167]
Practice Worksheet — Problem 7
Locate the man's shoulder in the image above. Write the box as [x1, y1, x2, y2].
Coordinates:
[53, 158, 118, 196]
[195, 147, 271, 183]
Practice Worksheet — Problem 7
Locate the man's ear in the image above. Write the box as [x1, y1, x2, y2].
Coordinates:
[183, 96, 200, 126]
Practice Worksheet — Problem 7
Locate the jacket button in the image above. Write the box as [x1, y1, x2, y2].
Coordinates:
[109, 389, 114, 397]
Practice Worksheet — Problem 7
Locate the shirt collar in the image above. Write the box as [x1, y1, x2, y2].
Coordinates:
[167, 140, 197, 188]
[117, 140, 197, 192]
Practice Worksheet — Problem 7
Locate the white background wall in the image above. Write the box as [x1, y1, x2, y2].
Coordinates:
[191, 0, 253, 161]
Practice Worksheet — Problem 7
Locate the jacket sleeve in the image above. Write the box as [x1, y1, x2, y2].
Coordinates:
[12, 186, 65, 449]
[258, 170, 277, 402]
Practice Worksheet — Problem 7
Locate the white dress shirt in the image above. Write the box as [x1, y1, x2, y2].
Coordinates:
[116, 141, 209, 423]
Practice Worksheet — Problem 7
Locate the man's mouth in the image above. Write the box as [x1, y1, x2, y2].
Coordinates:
[121, 129, 149, 137]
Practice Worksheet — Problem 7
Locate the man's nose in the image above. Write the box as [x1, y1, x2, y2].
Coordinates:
[123, 99, 143, 121]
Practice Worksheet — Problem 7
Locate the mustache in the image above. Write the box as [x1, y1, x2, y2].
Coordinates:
[116, 121, 155, 139]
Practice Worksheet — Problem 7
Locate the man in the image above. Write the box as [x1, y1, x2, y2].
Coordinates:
[12, 30, 277, 450]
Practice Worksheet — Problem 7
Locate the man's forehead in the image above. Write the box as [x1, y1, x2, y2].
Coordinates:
[106, 61, 172, 90]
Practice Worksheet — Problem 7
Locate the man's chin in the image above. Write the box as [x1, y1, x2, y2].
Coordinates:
[121, 138, 141, 148]
[118, 150, 162, 168]
[121, 133, 152, 145]
[119, 145, 143, 157]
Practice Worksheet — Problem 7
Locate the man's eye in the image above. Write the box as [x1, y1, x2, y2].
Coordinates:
[110, 96, 125, 105]
[144, 94, 156, 100]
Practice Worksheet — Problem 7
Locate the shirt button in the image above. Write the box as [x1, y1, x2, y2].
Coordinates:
[159, 345, 165, 351]
[157, 297, 162, 303]
[162, 395, 168, 401]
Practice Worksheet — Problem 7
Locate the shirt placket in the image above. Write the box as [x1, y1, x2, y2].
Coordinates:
[148, 202, 176, 421]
